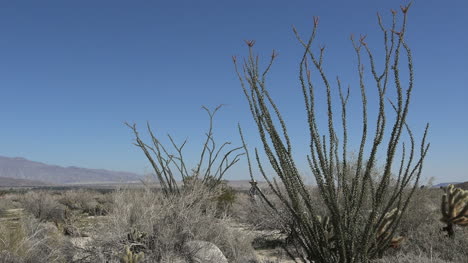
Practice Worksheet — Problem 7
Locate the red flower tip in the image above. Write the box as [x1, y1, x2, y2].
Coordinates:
[400, 4, 410, 14]
[313, 16, 319, 26]
[359, 34, 367, 46]
[391, 30, 402, 36]
[271, 50, 278, 59]
[244, 40, 256, 47]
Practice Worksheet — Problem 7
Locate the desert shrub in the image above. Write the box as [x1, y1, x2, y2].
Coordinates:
[20, 191, 67, 224]
[232, 190, 288, 231]
[215, 185, 237, 215]
[235, 4, 430, 262]
[340, 187, 468, 262]
[0, 215, 74, 262]
[0, 194, 21, 213]
[127, 105, 243, 197]
[58, 190, 111, 216]
[57, 190, 84, 210]
[184, 175, 237, 216]
[0, 190, 8, 198]
[88, 184, 257, 262]
[376, 251, 451, 263]
[80, 199, 104, 216]
[379, 218, 468, 263]
[95, 192, 114, 214]
[398, 187, 440, 233]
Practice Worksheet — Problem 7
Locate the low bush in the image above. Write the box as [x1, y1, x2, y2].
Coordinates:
[88, 184, 258, 262]
[0, 215, 74, 262]
[58, 190, 111, 216]
[232, 191, 285, 231]
[0, 194, 21, 213]
[215, 185, 237, 216]
[20, 191, 67, 224]
[376, 187, 468, 262]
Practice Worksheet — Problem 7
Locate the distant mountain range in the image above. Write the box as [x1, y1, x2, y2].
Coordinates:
[1, 155, 465, 189]
[433, 182, 462, 188]
[432, 182, 468, 190]
[0, 156, 142, 186]
[0, 176, 50, 187]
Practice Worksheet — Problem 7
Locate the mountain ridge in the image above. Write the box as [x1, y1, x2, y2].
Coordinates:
[0, 155, 142, 185]
[0, 176, 50, 187]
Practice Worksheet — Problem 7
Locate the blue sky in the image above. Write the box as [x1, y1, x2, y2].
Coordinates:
[0, 0, 466, 184]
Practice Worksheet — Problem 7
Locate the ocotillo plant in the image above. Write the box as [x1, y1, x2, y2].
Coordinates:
[126, 105, 243, 197]
[440, 184, 468, 237]
[235, 4, 429, 262]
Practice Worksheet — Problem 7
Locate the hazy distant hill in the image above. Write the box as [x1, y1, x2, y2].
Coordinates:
[226, 180, 268, 190]
[433, 182, 462, 188]
[0, 156, 142, 185]
[0, 176, 50, 187]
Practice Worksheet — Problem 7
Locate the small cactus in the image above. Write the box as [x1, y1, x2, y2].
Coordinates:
[440, 184, 468, 237]
[120, 246, 144, 263]
[316, 215, 335, 245]
[376, 208, 403, 244]
[127, 228, 147, 253]
[389, 236, 404, 249]
[127, 228, 147, 243]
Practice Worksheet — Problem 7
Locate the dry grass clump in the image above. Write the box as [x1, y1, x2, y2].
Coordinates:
[88, 183, 258, 262]
[0, 215, 74, 263]
[398, 187, 441, 233]
[58, 190, 112, 216]
[18, 190, 112, 238]
[231, 183, 468, 262]
[395, 222, 468, 262]
[232, 191, 287, 231]
[1, 184, 467, 262]
[232, 185, 326, 233]
[375, 251, 451, 263]
[381, 188, 468, 262]
[20, 191, 68, 224]
[0, 193, 22, 213]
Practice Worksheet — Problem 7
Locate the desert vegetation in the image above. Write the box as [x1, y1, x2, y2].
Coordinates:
[233, 3, 433, 263]
[1, 4, 467, 263]
[0, 183, 467, 262]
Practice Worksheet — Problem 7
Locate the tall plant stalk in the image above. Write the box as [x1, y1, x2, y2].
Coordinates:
[234, 4, 430, 262]
[126, 105, 244, 197]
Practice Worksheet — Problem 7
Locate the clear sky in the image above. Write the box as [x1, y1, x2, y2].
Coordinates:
[0, 0, 467, 184]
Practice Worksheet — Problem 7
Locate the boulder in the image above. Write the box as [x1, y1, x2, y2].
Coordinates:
[183, 240, 228, 263]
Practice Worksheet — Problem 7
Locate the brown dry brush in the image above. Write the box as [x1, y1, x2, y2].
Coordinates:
[235, 4, 430, 263]
[126, 105, 244, 197]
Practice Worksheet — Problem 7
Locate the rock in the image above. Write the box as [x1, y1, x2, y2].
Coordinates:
[162, 256, 188, 263]
[183, 240, 228, 263]
[70, 236, 92, 249]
